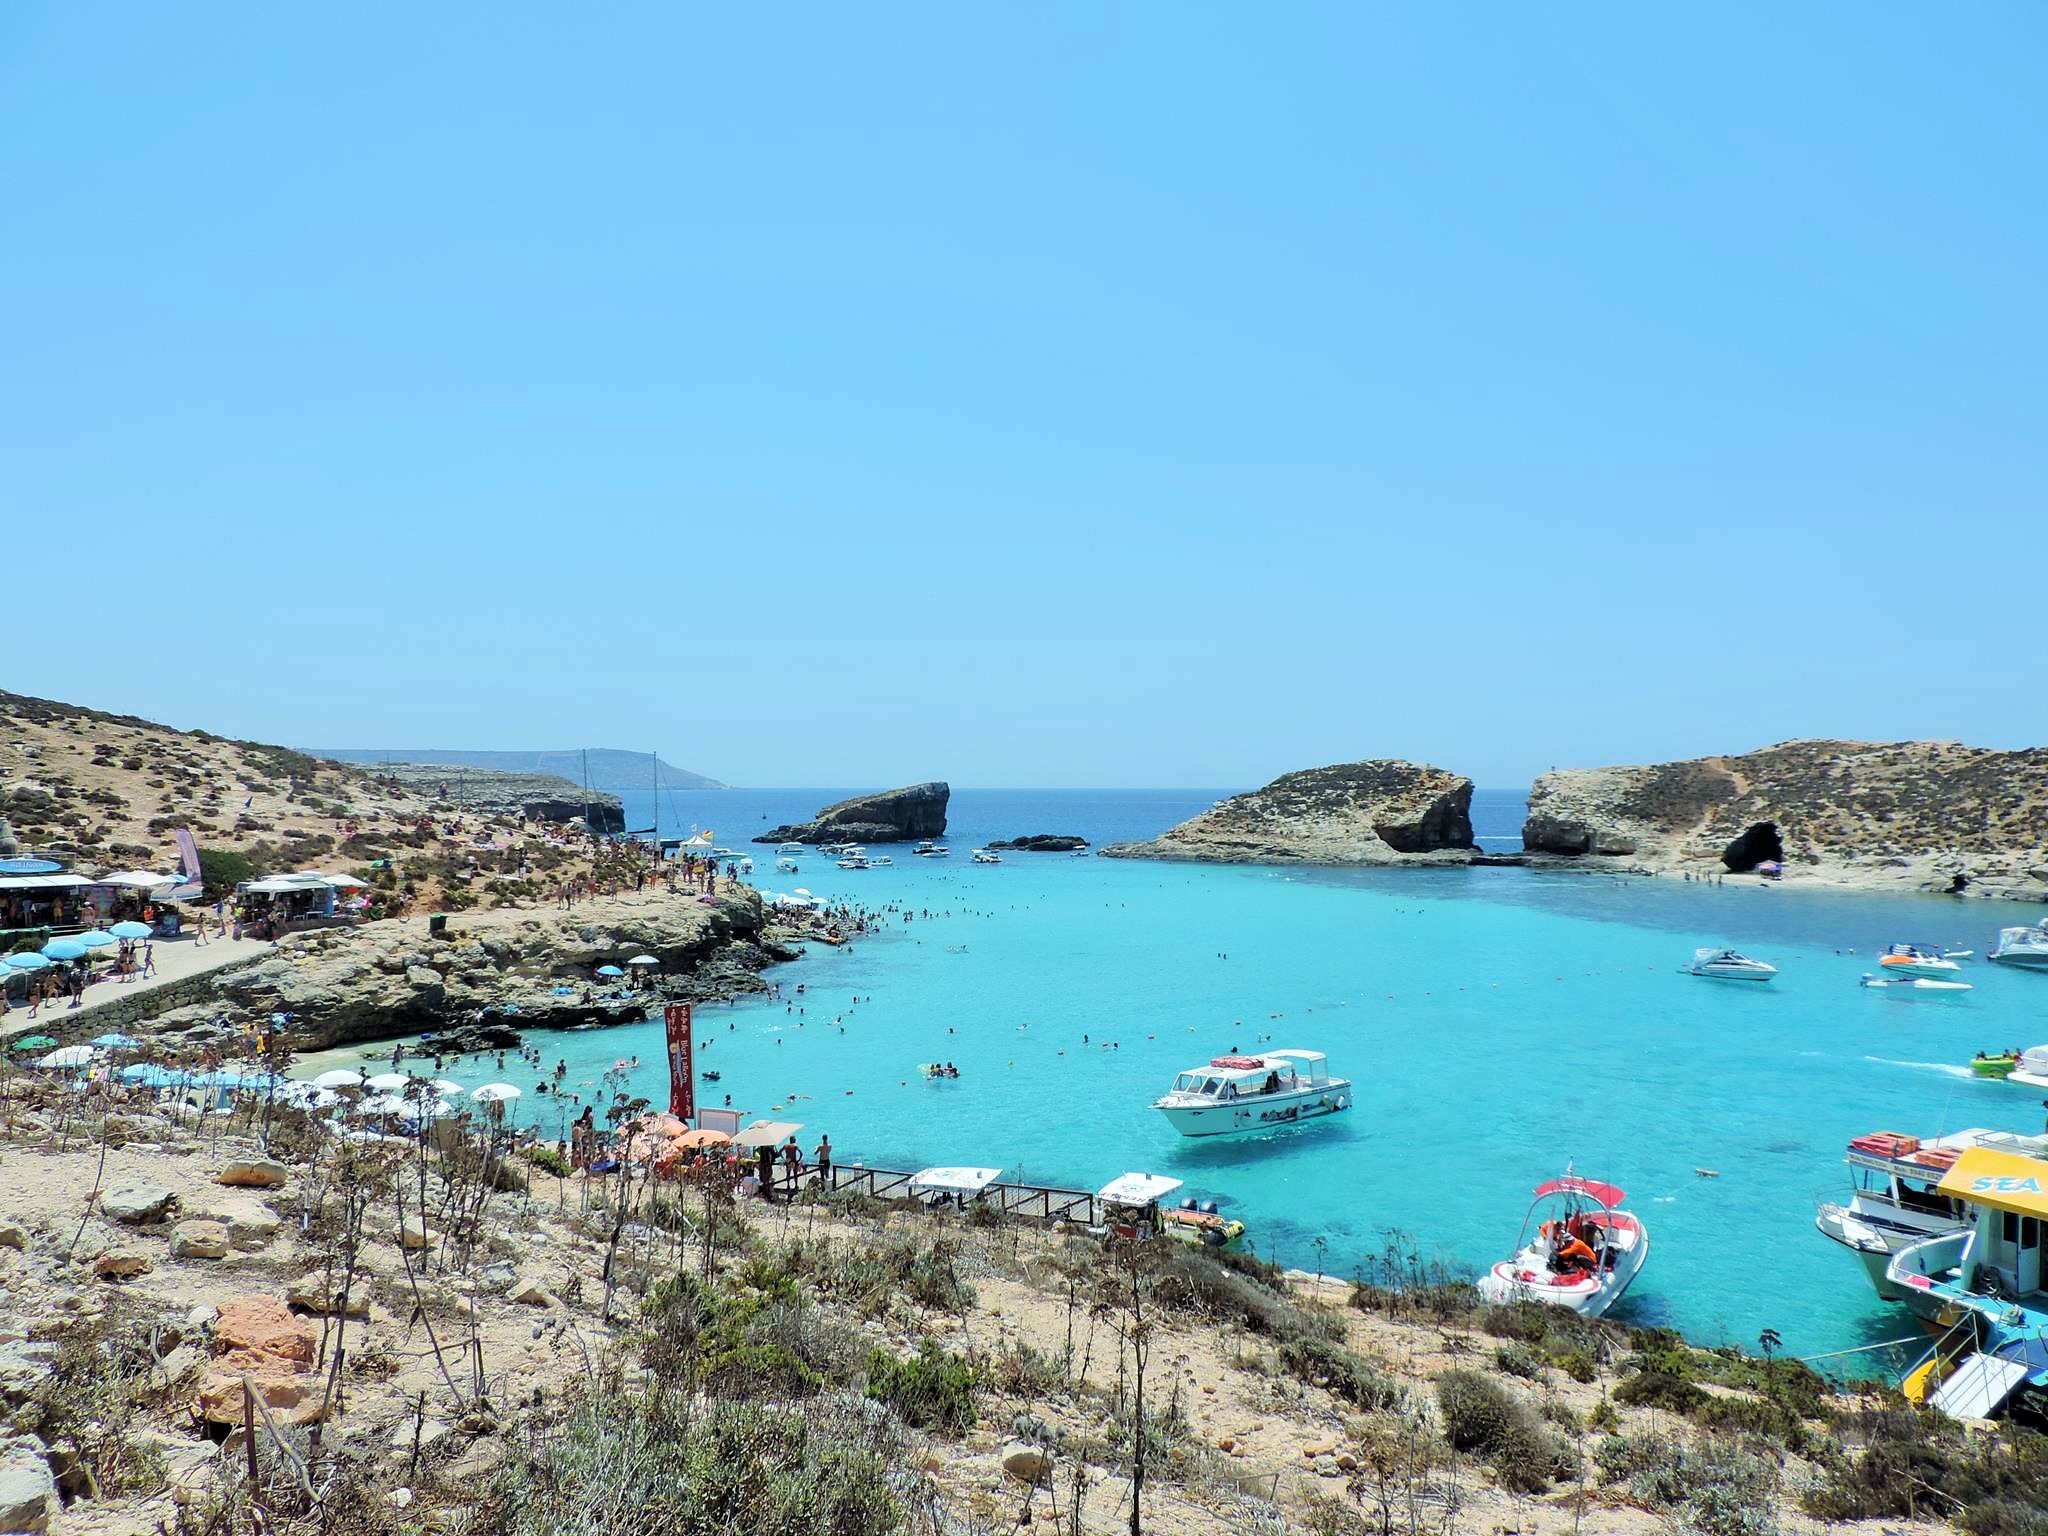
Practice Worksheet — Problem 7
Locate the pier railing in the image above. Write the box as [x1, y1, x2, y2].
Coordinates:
[809, 1164, 1101, 1226]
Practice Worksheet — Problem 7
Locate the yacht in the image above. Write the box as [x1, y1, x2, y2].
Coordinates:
[776, 842, 804, 855]
[913, 840, 950, 857]
[1814, 1128, 2048, 1300]
[836, 853, 870, 871]
[1152, 1050, 1352, 1137]
[1685, 947, 1777, 981]
[971, 848, 1001, 864]
[1991, 920, 2048, 970]
[1475, 1173, 1649, 1318]
[1887, 1143, 2048, 1421]
[1879, 943, 1964, 980]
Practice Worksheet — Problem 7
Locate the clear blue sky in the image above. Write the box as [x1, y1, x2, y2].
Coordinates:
[5, 5, 2042, 788]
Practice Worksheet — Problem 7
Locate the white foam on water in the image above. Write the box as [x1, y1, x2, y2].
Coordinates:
[1862, 1056, 1974, 1081]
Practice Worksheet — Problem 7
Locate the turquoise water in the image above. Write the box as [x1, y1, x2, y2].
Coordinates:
[398, 788, 2048, 1362]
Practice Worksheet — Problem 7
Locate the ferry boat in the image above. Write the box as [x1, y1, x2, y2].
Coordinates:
[1475, 1173, 1649, 1318]
[1887, 1143, 2048, 1421]
[1878, 943, 1964, 980]
[1813, 1128, 2048, 1300]
[1152, 1050, 1351, 1137]
[1684, 947, 1777, 981]
[1095, 1173, 1246, 1250]
[971, 848, 1001, 864]
[1991, 920, 2048, 970]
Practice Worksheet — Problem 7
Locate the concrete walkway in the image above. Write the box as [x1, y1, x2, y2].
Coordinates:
[1, 933, 272, 1041]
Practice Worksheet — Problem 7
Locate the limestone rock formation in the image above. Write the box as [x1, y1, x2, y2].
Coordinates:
[1101, 761, 1476, 865]
[755, 783, 949, 845]
[987, 835, 1089, 852]
[1523, 740, 2048, 898]
[350, 763, 626, 832]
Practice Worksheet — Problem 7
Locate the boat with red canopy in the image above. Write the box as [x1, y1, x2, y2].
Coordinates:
[1475, 1171, 1650, 1318]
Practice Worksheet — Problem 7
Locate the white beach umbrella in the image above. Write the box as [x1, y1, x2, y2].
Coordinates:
[38, 1045, 97, 1069]
[424, 1079, 465, 1097]
[626, 955, 659, 967]
[792, 888, 812, 897]
[278, 1082, 343, 1110]
[471, 1083, 521, 1104]
[364, 1071, 410, 1091]
[356, 1093, 410, 1117]
[397, 1096, 456, 1121]
[312, 1069, 365, 1090]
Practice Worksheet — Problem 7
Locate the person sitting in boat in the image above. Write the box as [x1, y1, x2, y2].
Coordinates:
[1554, 1230, 1597, 1277]
[1262, 1071, 1280, 1095]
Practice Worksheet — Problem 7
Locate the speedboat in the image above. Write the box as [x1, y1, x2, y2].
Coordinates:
[1152, 1050, 1352, 1137]
[1991, 920, 2048, 970]
[913, 840, 949, 857]
[1879, 943, 1964, 980]
[1815, 1128, 2048, 1301]
[971, 848, 1001, 864]
[776, 842, 804, 855]
[1888, 1143, 2048, 1421]
[1475, 1173, 1648, 1318]
[1685, 947, 1776, 981]
[1972, 1051, 2021, 1079]
[836, 853, 870, 870]
[1862, 973, 1972, 995]
[868, 855, 892, 867]
[1095, 1173, 1246, 1250]
[774, 857, 799, 874]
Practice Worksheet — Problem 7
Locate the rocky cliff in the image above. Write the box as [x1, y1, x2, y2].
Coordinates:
[360, 763, 626, 833]
[1101, 761, 1476, 865]
[1524, 740, 2048, 898]
[755, 782, 949, 844]
[128, 888, 786, 1051]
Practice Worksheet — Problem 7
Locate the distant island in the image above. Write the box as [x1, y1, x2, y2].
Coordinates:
[313, 747, 726, 791]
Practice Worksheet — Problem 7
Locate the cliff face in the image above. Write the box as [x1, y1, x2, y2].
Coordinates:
[1101, 761, 1476, 865]
[1524, 740, 2048, 898]
[755, 782, 949, 844]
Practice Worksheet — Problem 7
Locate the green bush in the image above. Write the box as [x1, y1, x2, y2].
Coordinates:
[1280, 1337, 1405, 1412]
[198, 845, 258, 893]
[865, 1342, 978, 1436]
[519, 1145, 571, 1177]
[1806, 1408, 2048, 1530]
[1493, 1343, 1542, 1380]
[1153, 1245, 1342, 1345]
[1596, 1429, 1781, 1536]
[1615, 1369, 1708, 1416]
[1435, 1369, 1574, 1493]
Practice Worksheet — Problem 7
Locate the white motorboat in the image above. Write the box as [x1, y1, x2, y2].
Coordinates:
[971, 849, 1001, 864]
[868, 855, 893, 867]
[1879, 943, 1964, 981]
[1862, 974, 1972, 995]
[1152, 1050, 1352, 1138]
[776, 842, 805, 855]
[2010, 1046, 2048, 1089]
[1991, 920, 2048, 970]
[1476, 1173, 1649, 1318]
[1685, 947, 1776, 981]
[1815, 1128, 2048, 1301]
[712, 847, 737, 857]
[774, 857, 799, 874]
[837, 853, 870, 870]
[1095, 1173, 1248, 1250]
[913, 840, 950, 857]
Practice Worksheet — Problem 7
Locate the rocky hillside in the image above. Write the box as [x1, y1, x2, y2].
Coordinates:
[0, 691, 434, 872]
[1524, 739, 2048, 898]
[1102, 761, 1476, 864]
[756, 782, 949, 844]
[316, 747, 726, 792]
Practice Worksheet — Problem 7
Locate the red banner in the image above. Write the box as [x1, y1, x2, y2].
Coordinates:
[665, 1002, 694, 1119]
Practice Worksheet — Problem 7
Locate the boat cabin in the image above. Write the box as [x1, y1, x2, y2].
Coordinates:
[1849, 1130, 2048, 1226]
[1097, 1172, 1183, 1239]
[1168, 1050, 1332, 1102]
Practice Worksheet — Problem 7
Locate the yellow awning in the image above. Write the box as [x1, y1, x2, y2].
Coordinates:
[1936, 1145, 2048, 1219]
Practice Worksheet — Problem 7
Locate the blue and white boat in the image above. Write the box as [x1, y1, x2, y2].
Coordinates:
[1887, 1143, 2048, 1422]
[1152, 1049, 1351, 1137]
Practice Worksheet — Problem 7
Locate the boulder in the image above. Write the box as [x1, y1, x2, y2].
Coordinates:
[506, 1275, 557, 1308]
[171, 1220, 232, 1260]
[199, 1297, 325, 1429]
[1001, 1443, 1053, 1483]
[0, 1222, 27, 1251]
[986, 835, 1088, 852]
[0, 1457, 57, 1535]
[756, 783, 949, 845]
[285, 1272, 369, 1318]
[217, 1158, 290, 1189]
[213, 1297, 317, 1366]
[92, 1248, 153, 1281]
[197, 1367, 328, 1428]
[398, 1219, 430, 1252]
[100, 1183, 176, 1224]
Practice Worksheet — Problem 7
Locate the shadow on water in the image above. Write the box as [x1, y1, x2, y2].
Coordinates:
[1160, 1117, 1365, 1176]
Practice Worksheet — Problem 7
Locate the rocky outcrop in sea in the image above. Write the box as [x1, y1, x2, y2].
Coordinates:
[986, 835, 1088, 852]
[755, 782, 949, 845]
[1101, 760, 1476, 864]
[1523, 739, 2048, 898]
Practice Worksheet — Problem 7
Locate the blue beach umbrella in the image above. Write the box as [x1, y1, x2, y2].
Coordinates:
[77, 930, 118, 950]
[41, 938, 89, 961]
[109, 921, 153, 941]
[595, 964, 624, 978]
[5, 952, 52, 971]
[91, 1032, 140, 1049]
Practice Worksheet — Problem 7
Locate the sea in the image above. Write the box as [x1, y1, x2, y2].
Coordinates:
[336, 785, 2048, 1367]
